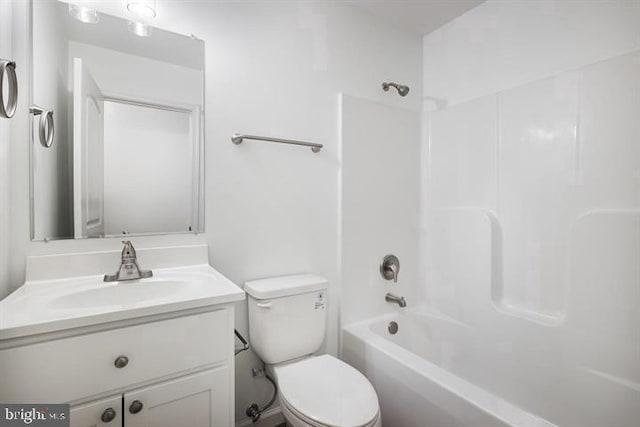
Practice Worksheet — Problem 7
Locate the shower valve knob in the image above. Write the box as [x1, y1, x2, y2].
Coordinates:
[380, 255, 400, 283]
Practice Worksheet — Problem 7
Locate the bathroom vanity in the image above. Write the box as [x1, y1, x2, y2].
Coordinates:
[0, 245, 244, 427]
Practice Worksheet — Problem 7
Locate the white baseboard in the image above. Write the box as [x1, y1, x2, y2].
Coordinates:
[235, 406, 285, 427]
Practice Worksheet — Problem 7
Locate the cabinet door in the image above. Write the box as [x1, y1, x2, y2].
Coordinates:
[70, 395, 122, 427]
[124, 367, 230, 427]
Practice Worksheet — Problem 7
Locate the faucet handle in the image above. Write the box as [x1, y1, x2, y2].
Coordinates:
[121, 240, 136, 259]
[380, 255, 400, 283]
[388, 264, 398, 283]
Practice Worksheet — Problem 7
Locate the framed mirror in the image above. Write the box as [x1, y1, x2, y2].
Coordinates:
[30, 0, 204, 241]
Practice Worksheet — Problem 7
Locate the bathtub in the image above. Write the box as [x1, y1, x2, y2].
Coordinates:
[342, 310, 639, 427]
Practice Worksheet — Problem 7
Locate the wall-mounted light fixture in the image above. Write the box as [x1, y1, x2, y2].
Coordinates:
[68, 3, 100, 24]
[126, 0, 156, 37]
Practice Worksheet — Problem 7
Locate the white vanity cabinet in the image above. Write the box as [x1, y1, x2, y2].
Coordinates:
[69, 368, 229, 427]
[0, 306, 236, 427]
[0, 247, 245, 426]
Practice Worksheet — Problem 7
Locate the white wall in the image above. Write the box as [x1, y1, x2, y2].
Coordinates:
[32, 0, 72, 240]
[422, 1, 639, 425]
[423, 0, 640, 108]
[6, 0, 423, 423]
[0, 0, 15, 297]
[340, 94, 422, 327]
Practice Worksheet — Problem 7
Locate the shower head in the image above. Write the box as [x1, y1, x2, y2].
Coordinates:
[382, 82, 409, 97]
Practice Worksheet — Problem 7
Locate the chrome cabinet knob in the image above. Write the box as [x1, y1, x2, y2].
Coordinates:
[129, 400, 143, 414]
[101, 408, 116, 423]
[114, 355, 129, 368]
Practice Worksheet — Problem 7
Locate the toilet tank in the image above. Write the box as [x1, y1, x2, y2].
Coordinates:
[245, 274, 328, 364]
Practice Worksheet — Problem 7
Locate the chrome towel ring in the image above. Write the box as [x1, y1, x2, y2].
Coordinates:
[30, 105, 54, 148]
[0, 59, 18, 119]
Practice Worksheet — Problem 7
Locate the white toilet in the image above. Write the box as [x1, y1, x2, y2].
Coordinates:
[245, 274, 382, 427]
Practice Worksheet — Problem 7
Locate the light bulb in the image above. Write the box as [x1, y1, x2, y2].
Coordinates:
[128, 21, 153, 37]
[127, 1, 157, 19]
[68, 3, 99, 24]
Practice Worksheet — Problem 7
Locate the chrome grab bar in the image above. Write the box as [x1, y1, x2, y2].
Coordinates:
[30, 105, 54, 148]
[231, 133, 323, 153]
[234, 329, 250, 356]
[0, 59, 18, 119]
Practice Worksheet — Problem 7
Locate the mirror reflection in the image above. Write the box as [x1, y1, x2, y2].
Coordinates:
[31, 0, 204, 241]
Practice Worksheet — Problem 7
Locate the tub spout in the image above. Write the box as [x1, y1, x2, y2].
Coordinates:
[385, 293, 407, 308]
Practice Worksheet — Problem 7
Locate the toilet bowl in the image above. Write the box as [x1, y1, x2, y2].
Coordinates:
[244, 274, 382, 427]
[274, 354, 381, 427]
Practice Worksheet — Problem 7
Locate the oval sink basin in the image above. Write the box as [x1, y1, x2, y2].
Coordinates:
[51, 280, 187, 309]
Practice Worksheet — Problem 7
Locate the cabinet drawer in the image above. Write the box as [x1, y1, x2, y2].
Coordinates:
[0, 309, 231, 403]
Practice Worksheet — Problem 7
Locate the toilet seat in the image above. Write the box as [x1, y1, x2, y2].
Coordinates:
[280, 395, 380, 427]
[274, 354, 380, 427]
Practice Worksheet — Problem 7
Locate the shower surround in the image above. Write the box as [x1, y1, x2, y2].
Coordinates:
[341, 1, 639, 426]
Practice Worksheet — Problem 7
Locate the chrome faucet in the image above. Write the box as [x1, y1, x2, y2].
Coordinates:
[385, 293, 407, 308]
[104, 241, 153, 282]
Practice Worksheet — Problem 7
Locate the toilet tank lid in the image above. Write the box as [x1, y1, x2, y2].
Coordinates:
[244, 274, 328, 299]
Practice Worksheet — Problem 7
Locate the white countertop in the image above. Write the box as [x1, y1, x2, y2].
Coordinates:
[0, 264, 245, 341]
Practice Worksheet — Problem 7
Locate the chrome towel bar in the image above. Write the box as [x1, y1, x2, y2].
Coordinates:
[232, 133, 323, 153]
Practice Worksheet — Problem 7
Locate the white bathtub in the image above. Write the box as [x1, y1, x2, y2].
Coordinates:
[342, 310, 639, 427]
